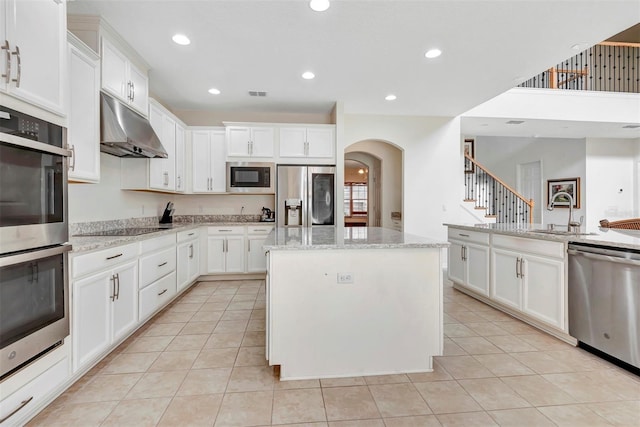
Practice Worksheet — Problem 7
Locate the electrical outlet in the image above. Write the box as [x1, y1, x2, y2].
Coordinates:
[337, 272, 354, 284]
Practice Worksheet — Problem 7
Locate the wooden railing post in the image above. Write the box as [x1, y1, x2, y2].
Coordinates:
[549, 67, 558, 89]
[529, 199, 534, 224]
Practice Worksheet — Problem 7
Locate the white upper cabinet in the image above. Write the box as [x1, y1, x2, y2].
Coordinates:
[67, 34, 100, 183]
[101, 37, 148, 117]
[175, 123, 186, 192]
[279, 126, 335, 162]
[226, 126, 274, 159]
[191, 128, 226, 193]
[0, 0, 66, 116]
[148, 110, 176, 191]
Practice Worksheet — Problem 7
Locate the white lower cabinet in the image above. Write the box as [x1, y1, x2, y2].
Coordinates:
[206, 227, 245, 273]
[139, 272, 177, 321]
[138, 234, 177, 321]
[0, 356, 69, 426]
[72, 259, 138, 372]
[247, 225, 274, 273]
[491, 234, 566, 331]
[177, 229, 200, 291]
[447, 228, 490, 296]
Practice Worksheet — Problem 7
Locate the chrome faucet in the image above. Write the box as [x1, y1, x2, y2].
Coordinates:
[547, 191, 583, 232]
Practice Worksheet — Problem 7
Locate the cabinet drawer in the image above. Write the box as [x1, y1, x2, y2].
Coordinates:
[0, 357, 68, 425]
[208, 226, 245, 235]
[177, 228, 199, 243]
[247, 225, 274, 235]
[139, 272, 176, 321]
[72, 243, 139, 279]
[139, 247, 177, 289]
[140, 234, 176, 253]
[447, 228, 490, 245]
[492, 234, 565, 259]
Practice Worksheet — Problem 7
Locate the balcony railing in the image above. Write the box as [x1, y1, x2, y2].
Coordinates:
[519, 42, 640, 93]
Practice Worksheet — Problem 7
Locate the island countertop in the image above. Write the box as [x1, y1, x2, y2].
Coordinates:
[444, 222, 640, 251]
[264, 226, 449, 250]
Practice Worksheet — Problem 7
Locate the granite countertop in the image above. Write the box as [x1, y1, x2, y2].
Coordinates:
[444, 223, 640, 251]
[264, 226, 448, 251]
[69, 222, 274, 253]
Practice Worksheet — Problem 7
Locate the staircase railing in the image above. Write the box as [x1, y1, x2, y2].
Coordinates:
[464, 154, 534, 224]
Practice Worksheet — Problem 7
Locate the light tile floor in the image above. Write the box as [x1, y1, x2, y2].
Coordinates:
[29, 280, 640, 427]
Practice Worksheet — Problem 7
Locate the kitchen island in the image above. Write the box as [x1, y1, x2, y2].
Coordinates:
[263, 226, 449, 380]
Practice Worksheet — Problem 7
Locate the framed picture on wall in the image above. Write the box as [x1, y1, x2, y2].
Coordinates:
[547, 177, 580, 208]
[463, 138, 475, 172]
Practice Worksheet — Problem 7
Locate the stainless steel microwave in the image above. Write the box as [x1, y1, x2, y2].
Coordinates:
[226, 162, 274, 193]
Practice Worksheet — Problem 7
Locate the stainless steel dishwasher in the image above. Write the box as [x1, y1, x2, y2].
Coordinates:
[568, 243, 639, 370]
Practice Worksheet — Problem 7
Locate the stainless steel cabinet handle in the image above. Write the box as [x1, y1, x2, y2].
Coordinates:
[219, 229, 232, 232]
[69, 145, 76, 171]
[126, 81, 131, 100]
[131, 81, 135, 102]
[106, 253, 123, 260]
[11, 45, 21, 87]
[460, 245, 465, 261]
[189, 243, 193, 258]
[158, 288, 168, 296]
[116, 273, 120, 300]
[110, 275, 116, 301]
[177, 175, 181, 189]
[188, 232, 195, 236]
[248, 239, 251, 252]
[158, 261, 168, 267]
[0, 396, 33, 424]
[519, 259, 525, 278]
[1, 40, 10, 84]
[458, 233, 470, 237]
[515, 257, 521, 278]
[163, 171, 169, 186]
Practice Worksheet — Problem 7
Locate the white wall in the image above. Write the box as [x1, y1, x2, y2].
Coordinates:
[585, 138, 640, 224]
[345, 140, 402, 230]
[342, 115, 463, 241]
[68, 153, 274, 223]
[171, 109, 333, 126]
[474, 136, 587, 227]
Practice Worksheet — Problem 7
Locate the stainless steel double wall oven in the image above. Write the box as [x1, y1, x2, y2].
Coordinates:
[0, 105, 71, 379]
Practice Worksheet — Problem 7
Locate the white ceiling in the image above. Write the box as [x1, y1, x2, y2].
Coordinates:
[67, 0, 640, 121]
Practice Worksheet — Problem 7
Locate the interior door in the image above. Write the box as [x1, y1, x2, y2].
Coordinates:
[517, 160, 542, 224]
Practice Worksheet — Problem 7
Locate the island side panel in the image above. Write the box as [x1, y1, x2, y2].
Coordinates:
[267, 247, 442, 380]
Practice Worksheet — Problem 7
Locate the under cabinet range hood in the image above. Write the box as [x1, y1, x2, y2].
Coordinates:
[99, 92, 168, 158]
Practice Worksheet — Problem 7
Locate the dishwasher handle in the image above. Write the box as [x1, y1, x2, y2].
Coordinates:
[568, 248, 640, 267]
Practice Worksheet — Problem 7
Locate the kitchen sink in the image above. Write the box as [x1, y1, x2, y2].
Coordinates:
[529, 229, 597, 236]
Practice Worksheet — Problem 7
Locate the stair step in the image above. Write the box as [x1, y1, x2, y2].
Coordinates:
[463, 199, 476, 202]
[485, 215, 497, 218]
[474, 206, 488, 210]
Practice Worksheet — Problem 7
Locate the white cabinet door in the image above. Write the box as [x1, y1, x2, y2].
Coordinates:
[227, 127, 251, 157]
[250, 127, 275, 157]
[491, 248, 521, 310]
[191, 130, 211, 193]
[3, 0, 66, 115]
[447, 240, 465, 285]
[68, 39, 100, 183]
[177, 241, 190, 291]
[211, 130, 227, 192]
[128, 62, 148, 116]
[279, 127, 307, 158]
[188, 240, 200, 282]
[225, 236, 245, 272]
[149, 108, 176, 191]
[73, 270, 111, 371]
[101, 38, 128, 102]
[522, 254, 565, 329]
[175, 123, 186, 192]
[247, 235, 268, 272]
[306, 127, 334, 158]
[466, 243, 490, 296]
[110, 261, 138, 342]
[207, 236, 226, 273]
[0, 1, 6, 94]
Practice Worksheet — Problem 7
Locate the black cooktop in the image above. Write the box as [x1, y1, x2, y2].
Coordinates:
[74, 227, 169, 237]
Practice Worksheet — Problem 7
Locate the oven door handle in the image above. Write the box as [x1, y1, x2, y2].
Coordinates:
[0, 132, 71, 157]
[0, 245, 71, 267]
[568, 249, 640, 267]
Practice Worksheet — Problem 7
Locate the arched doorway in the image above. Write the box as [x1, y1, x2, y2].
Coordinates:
[345, 139, 403, 231]
[344, 159, 372, 227]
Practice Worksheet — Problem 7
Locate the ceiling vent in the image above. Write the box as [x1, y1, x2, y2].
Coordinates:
[248, 91, 267, 97]
[622, 124, 640, 129]
[506, 120, 525, 125]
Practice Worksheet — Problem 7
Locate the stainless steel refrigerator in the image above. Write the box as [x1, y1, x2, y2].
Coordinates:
[276, 165, 336, 227]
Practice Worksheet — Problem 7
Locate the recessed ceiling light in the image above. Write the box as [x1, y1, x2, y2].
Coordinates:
[309, 0, 330, 12]
[302, 71, 315, 80]
[385, 94, 397, 101]
[424, 48, 442, 59]
[172, 34, 191, 46]
[208, 88, 221, 95]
